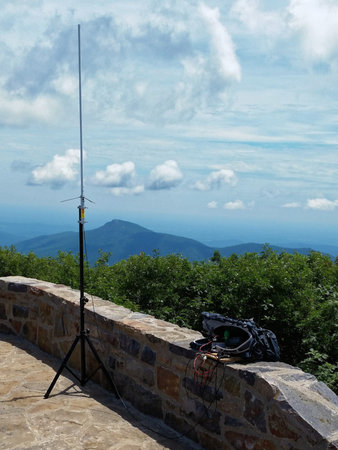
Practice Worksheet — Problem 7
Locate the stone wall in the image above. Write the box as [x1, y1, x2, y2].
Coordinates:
[0, 276, 337, 450]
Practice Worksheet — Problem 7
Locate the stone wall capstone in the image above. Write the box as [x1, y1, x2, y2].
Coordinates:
[0, 276, 337, 450]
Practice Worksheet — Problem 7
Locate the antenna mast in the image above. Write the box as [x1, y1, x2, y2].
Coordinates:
[44, 25, 115, 399]
[78, 24, 84, 204]
[78, 23, 87, 386]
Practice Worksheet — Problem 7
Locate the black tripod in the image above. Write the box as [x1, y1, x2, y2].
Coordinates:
[44, 25, 115, 399]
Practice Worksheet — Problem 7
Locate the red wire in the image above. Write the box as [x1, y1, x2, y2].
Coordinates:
[193, 352, 216, 386]
[193, 337, 220, 387]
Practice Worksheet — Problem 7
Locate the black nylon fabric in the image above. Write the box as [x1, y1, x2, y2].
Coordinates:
[196, 312, 280, 361]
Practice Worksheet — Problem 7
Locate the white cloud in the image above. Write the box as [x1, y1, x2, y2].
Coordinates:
[90, 161, 145, 196]
[51, 73, 78, 96]
[0, 3, 244, 126]
[199, 4, 241, 84]
[224, 199, 246, 210]
[166, 3, 242, 121]
[193, 169, 237, 191]
[306, 197, 338, 211]
[92, 161, 136, 187]
[231, 0, 285, 36]
[147, 160, 183, 190]
[207, 201, 218, 209]
[282, 202, 301, 208]
[0, 92, 61, 126]
[29, 149, 80, 188]
[288, 0, 338, 62]
[110, 185, 144, 196]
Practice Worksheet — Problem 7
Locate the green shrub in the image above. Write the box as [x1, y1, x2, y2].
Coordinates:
[0, 245, 336, 393]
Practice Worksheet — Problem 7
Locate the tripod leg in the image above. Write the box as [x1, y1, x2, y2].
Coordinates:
[44, 334, 80, 399]
[85, 334, 116, 394]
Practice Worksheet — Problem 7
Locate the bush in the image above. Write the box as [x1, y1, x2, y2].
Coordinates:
[0, 245, 336, 393]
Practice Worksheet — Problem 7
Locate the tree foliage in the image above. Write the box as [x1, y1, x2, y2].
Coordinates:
[0, 245, 336, 393]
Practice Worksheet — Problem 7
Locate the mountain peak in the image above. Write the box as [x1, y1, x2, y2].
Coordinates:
[14, 218, 316, 265]
[99, 219, 149, 234]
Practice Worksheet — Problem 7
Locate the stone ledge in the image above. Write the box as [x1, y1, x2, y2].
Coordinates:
[0, 276, 337, 450]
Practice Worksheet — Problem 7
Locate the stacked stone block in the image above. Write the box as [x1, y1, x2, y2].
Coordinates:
[0, 276, 337, 449]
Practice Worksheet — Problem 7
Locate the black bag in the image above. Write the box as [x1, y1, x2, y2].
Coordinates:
[191, 312, 280, 361]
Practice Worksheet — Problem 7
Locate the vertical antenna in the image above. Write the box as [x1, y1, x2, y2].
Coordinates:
[44, 24, 116, 399]
[78, 24, 84, 205]
[77, 24, 86, 384]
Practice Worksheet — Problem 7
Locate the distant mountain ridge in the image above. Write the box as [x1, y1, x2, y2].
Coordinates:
[0, 231, 21, 247]
[13, 219, 314, 264]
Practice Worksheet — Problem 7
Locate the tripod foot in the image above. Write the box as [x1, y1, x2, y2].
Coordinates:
[44, 332, 115, 398]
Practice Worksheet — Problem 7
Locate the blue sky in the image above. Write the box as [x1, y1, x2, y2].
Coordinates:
[1, 0, 338, 245]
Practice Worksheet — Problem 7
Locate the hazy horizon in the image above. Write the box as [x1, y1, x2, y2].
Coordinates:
[1, 206, 338, 252]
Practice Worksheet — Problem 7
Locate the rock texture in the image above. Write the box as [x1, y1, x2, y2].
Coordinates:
[0, 276, 337, 449]
[0, 334, 201, 449]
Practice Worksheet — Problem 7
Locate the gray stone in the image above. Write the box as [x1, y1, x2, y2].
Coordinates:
[194, 400, 221, 434]
[273, 378, 338, 441]
[310, 381, 338, 407]
[142, 367, 155, 387]
[146, 333, 162, 344]
[164, 412, 198, 442]
[169, 342, 196, 359]
[280, 371, 317, 383]
[225, 431, 278, 450]
[114, 372, 163, 419]
[119, 333, 140, 357]
[8, 282, 27, 292]
[141, 345, 156, 365]
[129, 312, 150, 319]
[328, 439, 338, 450]
[108, 355, 116, 369]
[0, 323, 13, 334]
[244, 390, 267, 432]
[224, 415, 245, 427]
[183, 376, 223, 403]
[222, 374, 241, 397]
[239, 369, 256, 386]
[13, 304, 29, 318]
[0, 303, 7, 320]
[199, 432, 228, 450]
